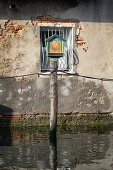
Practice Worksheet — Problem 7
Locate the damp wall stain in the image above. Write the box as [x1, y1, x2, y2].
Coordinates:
[0, 0, 113, 22]
[0, 77, 111, 114]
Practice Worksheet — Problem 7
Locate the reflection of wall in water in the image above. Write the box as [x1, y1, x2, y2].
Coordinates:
[57, 133, 110, 167]
[0, 131, 110, 169]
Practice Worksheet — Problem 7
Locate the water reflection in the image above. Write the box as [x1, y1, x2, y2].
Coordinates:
[0, 129, 113, 169]
[50, 135, 57, 170]
[0, 105, 13, 146]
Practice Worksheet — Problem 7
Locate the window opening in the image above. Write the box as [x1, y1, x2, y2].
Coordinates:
[40, 27, 73, 72]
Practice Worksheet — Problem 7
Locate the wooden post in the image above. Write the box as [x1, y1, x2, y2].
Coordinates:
[46, 34, 66, 141]
[50, 58, 58, 140]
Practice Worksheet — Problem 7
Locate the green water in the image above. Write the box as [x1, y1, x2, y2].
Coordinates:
[0, 127, 113, 170]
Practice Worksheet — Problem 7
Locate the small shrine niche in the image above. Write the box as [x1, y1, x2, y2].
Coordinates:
[46, 34, 66, 60]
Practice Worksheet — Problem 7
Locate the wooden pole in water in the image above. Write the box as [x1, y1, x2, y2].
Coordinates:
[50, 58, 58, 140]
[50, 136, 57, 169]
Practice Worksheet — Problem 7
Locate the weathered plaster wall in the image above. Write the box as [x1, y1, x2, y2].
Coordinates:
[0, 77, 110, 114]
[0, 0, 113, 114]
[0, 20, 40, 77]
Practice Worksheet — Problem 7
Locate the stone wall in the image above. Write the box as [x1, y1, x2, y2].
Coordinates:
[0, 0, 113, 115]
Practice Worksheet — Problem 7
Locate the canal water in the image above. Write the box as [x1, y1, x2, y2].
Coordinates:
[0, 128, 113, 170]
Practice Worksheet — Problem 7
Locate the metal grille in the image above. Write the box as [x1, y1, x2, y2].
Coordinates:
[40, 27, 72, 71]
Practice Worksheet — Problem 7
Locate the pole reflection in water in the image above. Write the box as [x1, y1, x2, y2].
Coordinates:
[50, 134, 57, 170]
[0, 128, 112, 169]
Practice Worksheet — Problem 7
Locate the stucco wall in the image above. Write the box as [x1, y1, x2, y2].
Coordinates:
[0, 0, 113, 114]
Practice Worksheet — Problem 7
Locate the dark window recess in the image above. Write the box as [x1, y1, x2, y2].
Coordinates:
[40, 27, 73, 72]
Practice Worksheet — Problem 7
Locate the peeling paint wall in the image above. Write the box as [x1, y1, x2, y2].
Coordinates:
[0, 20, 40, 78]
[0, 0, 113, 114]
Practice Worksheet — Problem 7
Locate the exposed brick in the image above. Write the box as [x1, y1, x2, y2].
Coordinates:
[0, 21, 25, 39]
[32, 16, 86, 48]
